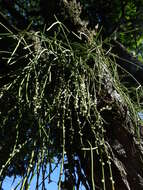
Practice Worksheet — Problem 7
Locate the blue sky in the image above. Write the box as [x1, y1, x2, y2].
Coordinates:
[3, 176, 58, 190]
[2, 164, 86, 190]
[2, 164, 60, 190]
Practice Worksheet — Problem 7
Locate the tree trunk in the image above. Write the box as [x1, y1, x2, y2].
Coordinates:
[74, 64, 143, 190]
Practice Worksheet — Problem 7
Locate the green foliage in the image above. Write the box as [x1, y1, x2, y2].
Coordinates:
[80, 0, 143, 58]
[1, 0, 143, 53]
[0, 21, 141, 189]
[0, 0, 143, 189]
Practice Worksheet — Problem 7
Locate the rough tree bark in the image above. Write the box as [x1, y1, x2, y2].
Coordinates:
[1, 1, 143, 190]
[48, 1, 143, 189]
[77, 70, 143, 190]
